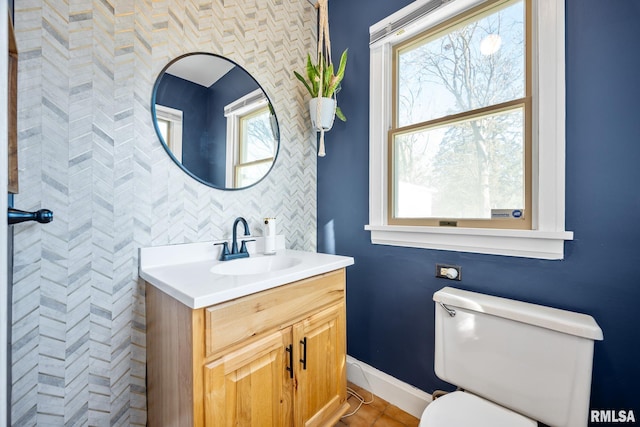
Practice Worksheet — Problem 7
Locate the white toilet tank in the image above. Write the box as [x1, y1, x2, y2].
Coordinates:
[433, 287, 603, 427]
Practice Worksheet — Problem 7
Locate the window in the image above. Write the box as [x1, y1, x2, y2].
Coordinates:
[225, 89, 276, 187]
[235, 106, 275, 187]
[391, 0, 530, 228]
[367, 0, 573, 259]
[155, 105, 183, 161]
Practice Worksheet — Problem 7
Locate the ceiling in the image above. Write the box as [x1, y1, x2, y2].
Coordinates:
[165, 55, 235, 88]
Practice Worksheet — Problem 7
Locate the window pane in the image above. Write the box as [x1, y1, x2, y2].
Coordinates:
[397, 0, 525, 127]
[393, 107, 524, 219]
[236, 161, 271, 188]
[240, 107, 276, 163]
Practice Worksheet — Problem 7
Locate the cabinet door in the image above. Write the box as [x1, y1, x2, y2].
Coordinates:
[293, 302, 347, 427]
[204, 328, 293, 426]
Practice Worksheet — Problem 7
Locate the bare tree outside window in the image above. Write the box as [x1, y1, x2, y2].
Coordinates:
[236, 106, 276, 187]
[392, 0, 527, 221]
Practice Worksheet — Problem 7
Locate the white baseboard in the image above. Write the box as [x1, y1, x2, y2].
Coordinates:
[346, 355, 432, 419]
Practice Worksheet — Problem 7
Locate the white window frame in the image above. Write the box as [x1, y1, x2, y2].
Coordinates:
[155, 104, 183, 162]
[224, 89, 269, 187]
[366, 0, 573, 260]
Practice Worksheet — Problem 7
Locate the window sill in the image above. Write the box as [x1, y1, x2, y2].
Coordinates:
[364, 225, 574, 260]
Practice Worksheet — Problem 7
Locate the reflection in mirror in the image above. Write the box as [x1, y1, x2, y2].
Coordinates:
[152, 53, 279, 190]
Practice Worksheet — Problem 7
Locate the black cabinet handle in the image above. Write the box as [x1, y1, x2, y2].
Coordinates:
[8, 208, 53, 225]
[285, 344, 293, 378]
[299, 337, 307, 370]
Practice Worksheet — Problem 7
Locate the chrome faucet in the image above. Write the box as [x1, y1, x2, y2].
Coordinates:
[215, 217, 254, 261]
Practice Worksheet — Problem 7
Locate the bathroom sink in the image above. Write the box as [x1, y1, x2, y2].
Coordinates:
[140, 242, 354, 308]
[210, 255, 302, 276]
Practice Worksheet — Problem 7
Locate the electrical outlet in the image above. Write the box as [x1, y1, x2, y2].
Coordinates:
[435, 264, 461, 281]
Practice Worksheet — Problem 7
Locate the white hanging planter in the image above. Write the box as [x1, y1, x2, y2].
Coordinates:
[309, 97, 336, 132]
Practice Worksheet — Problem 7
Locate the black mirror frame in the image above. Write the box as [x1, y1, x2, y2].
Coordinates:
[150, 52, 280, 191]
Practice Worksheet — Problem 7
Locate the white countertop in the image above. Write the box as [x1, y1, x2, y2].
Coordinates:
[139, 240, 354, 309]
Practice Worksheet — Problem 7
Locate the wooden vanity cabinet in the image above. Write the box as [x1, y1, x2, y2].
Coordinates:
[291, 302, 346, 426]
[203, 328, 293, 426]
[146, 269, 349, 427]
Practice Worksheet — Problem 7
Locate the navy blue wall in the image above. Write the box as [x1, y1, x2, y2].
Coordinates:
[155, 74, 219, 185]
[319, 0, 640, 419]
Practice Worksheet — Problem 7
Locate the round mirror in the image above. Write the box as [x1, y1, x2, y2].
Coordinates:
[151, 53, 279, 190]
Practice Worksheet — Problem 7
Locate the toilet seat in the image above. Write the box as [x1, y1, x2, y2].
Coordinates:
[419, 391, 537, 427]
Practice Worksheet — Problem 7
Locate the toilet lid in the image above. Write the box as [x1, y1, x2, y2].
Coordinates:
[420, 391, 537, 427]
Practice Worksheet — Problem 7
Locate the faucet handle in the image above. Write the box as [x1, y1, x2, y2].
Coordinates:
[214, 242, 230, 260]
[240, 239, 255, 254]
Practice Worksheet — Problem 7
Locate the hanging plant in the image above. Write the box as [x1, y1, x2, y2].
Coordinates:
[293, 0, 347, 157]
[294, 49, 348, 122]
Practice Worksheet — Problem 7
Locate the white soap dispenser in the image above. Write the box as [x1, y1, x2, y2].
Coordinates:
[263, 217, 276, 255]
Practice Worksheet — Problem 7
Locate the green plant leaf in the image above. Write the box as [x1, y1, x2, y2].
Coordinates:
[294, 71, 314, 97]
[335, 106, 346, 122]
[306, 53, 320, 97]
[335, 49, 348, 82]
[323, 63, 334, 97]
[325, 49, 347, 97]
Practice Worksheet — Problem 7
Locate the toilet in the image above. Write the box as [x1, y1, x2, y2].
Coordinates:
[421, 287, 603, 427]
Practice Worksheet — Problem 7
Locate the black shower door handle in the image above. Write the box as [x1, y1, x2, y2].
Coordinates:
[8, 207, 53, 225]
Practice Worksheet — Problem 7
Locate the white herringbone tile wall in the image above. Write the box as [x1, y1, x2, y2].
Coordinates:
[11, 0, 317, 425]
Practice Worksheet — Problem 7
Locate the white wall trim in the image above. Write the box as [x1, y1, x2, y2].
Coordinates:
[346, 355, 431, 419]
[155, 104, 183, 162]
[365, 224, 573, 260]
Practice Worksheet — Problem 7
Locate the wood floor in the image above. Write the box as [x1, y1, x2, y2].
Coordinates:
[335, 383, 420, 427]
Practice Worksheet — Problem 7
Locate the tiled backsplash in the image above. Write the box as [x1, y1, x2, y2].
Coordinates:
[11, 0, 317, 424]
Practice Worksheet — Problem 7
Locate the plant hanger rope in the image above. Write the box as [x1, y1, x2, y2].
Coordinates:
[294, 0, 346, 157]
[315, 0, 333, 157]
[316, 0, 332, 87]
